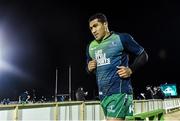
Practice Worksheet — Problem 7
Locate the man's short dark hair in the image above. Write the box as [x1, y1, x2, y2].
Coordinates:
[88, 13, 108, 23]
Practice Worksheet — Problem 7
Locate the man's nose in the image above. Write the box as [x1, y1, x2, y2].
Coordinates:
[92, 28, 96, 33]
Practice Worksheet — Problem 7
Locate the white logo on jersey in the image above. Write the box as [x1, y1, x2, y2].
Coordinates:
[99, 92, 103, 95]
[107, 105, 115, 113]
[129, 104, 134, 113]
[112, 42, 117, 46]
[95, 49, 110, 66]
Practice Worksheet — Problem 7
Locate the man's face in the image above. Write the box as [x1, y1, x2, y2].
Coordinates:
[89, 19, 107, 40]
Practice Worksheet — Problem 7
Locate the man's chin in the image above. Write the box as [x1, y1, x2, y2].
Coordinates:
[95, 37, 101, 41]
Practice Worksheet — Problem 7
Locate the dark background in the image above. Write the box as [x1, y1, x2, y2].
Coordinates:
[0, 0, 179, 101]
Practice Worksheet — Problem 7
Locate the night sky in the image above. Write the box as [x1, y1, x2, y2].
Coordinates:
[0, 0, 179, 101]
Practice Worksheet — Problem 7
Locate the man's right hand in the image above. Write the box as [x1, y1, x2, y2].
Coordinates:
[88, 60, 97, 72]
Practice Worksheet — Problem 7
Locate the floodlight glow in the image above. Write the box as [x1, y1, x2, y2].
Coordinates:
[0, 60, 29, 79]
[0, 25, 30, 80]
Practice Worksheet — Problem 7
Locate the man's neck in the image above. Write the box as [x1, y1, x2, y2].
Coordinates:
[96, 31, 111, 44]
[102, 31, 111, 40]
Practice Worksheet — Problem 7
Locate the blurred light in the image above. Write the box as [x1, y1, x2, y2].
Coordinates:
[0, 60, 27, 77]
[0, 24, 29, 80]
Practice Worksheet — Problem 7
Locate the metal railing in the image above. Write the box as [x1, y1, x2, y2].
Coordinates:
[0, 98, 180, 121]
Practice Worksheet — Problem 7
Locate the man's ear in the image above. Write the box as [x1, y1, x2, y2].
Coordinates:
[103, 22, 108, 27]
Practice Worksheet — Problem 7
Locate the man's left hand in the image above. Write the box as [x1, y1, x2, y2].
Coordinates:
[116, 66, 132, 78]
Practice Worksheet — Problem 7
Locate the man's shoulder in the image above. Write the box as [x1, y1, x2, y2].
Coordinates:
[113, 32, 134, 43]
[113, 32, 131, 37]
[88, 39, 98, 48]
[86, 40, 96, 52]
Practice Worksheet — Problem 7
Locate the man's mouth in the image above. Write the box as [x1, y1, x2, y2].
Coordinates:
[94, 33, 98, 38]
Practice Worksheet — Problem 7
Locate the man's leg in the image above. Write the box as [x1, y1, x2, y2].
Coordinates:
[101, 93, 133, 121]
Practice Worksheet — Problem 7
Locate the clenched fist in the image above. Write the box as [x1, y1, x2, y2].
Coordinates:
[116, 66, 132, 78]
[88, 60, 97, 72]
